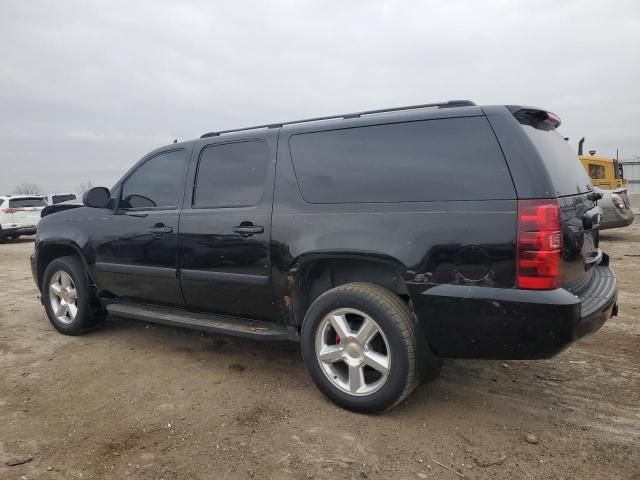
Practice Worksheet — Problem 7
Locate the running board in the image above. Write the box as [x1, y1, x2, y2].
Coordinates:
[105, 302, 292, 341]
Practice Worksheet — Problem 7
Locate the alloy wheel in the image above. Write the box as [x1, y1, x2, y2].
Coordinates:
[49, 271, 78, 325]
[314, 308, 391, 396]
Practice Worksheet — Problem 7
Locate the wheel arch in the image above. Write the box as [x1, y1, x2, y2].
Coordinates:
[36, 240, 93, 291]
[288, 252, 411, 327]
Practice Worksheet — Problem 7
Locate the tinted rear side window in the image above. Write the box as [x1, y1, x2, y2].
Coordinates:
[194, 140, 269, 208]
[289, 116, 514, 203]
[10, 198, 47, 207]
[521, 126, 592, 196]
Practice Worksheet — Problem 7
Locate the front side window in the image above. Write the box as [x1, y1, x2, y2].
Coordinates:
[194, 141, 269, 208]
[120, 150, 186, 210]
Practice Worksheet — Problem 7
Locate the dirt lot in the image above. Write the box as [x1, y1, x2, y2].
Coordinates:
[1, 227, 639, 480]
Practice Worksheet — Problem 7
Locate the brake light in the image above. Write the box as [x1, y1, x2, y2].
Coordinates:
[517, 199, 562, 290]
[512, 108, 562, 131]
[2, 208, 23, 214]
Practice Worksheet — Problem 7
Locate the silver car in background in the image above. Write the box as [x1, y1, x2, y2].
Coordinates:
[596, 187, 634, 230]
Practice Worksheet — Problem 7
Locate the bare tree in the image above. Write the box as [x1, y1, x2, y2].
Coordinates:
[77, 181, 94, 194]
[13, 182, 44, 195]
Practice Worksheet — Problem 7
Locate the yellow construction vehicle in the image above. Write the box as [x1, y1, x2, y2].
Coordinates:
[578, 137, 627, 189]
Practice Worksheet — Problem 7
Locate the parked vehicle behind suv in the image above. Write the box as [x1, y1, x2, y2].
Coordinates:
[594, 187, 634, 230]
[45, 192, 77, 205]
[31, 101, 618, 412]
[0, 195, 47, 242]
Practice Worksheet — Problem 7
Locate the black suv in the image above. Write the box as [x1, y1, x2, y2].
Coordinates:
[31, 101, 618, 413]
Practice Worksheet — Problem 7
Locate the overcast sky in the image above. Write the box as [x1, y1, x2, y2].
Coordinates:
[0, 0, 638, 194]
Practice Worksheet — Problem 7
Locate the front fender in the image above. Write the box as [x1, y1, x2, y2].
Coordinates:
[34, 212, 97, 290]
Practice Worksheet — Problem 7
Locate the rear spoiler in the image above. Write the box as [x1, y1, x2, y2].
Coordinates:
[507, 106, 561, 131]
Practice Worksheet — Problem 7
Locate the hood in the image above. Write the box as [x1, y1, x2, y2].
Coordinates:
[41, 201, 83, 218]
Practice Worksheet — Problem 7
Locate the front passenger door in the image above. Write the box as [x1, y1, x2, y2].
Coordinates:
[93, 149, 189, 307]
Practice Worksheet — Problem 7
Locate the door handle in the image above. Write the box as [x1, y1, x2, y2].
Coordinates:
[148, 224, 173, 235]
[233, 223, 264, 236]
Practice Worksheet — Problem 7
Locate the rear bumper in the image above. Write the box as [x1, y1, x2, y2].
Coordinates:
[600, 207, 634, 230]
[410, 264, 617, 360]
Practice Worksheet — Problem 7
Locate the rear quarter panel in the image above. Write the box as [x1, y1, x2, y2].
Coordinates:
[271, 125, 518, 327]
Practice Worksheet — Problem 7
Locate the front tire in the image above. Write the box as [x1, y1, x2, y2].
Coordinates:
[42, 255, 103, 335]
[301, 283, 428, 413]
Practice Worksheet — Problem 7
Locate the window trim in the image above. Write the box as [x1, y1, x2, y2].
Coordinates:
[191, 139, 269, 210]
[116, 148, 186, 212]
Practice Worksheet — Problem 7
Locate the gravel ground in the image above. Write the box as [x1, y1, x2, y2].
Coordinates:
[1, 225, 639, 480]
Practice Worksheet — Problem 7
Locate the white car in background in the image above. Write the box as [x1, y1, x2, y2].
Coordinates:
[0, 195, 48, 242]
[45, 192, 77, 205]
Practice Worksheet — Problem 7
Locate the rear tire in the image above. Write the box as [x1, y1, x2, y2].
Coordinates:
[42, 255, 104, 335]
[301, 282, 435, 413]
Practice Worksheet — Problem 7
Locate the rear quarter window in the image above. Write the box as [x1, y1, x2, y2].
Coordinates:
[289, 116, 515, 203]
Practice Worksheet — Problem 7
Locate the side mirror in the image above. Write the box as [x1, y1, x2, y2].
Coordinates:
[83, 187, 111, 208]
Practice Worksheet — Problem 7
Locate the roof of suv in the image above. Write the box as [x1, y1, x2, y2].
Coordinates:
[199, 100, 482, 139]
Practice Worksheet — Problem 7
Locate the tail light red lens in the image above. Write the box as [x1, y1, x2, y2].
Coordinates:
[2, 208, 23, 214]
[517, 199, 562, 290]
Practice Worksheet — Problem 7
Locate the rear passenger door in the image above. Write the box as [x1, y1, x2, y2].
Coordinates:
[178, 132, 277, 321]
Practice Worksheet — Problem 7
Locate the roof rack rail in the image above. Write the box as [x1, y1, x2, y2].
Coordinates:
[200, 100, 476, 138]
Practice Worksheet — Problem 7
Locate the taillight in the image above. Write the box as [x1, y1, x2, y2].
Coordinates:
[517, 199, 562, 290]
[2, 208, 22, 214]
